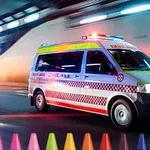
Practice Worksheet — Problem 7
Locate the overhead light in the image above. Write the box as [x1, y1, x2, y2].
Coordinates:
[24, 13, 39, 23]
[0, 26, 3, 32]
[14, 12, 25, 18]
[80, 15, 107, 24]
[7, 21, 19, 29]
[0, 20, 3, 25]
[121, 4, 150, 15]
[3, 16, 14, 22]
[24, 6, 39, 14]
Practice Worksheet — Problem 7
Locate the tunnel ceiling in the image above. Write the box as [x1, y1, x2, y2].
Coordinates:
[0, 0, 148, 33]
[0, 0, 147, 23]
[0, 0, 128, 19]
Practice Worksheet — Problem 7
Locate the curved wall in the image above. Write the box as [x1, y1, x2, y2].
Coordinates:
[0, 11, 150, 83]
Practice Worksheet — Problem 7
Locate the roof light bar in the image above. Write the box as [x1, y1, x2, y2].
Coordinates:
[82, 33, 124, 41]
[80, 15, 107, 24]
[24, 13, 39, 23]
[121, 4, 150, 15]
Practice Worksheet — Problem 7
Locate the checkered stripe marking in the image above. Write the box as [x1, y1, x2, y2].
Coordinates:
[45, 90, 107, 106]
[32, 78, 137, 93]
[53, 80, 137, 93]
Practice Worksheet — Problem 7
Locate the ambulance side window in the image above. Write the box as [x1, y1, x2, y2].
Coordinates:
[35, 51, 84, 73]
[86, 51, 115, 74]
[59, 51, 84, 73]
[35, 54, 59, 72]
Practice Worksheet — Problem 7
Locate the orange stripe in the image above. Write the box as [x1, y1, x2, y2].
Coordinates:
[46, 99, 108, 115]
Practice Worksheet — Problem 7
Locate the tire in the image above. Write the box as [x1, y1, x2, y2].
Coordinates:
[110, 99, 136, 129]
[33, 90, 50, 112]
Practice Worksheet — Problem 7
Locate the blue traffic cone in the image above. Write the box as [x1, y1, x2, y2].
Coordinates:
[137, 134, 147, 150]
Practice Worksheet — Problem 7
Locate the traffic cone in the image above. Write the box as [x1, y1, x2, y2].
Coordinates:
[28, 133, 40, 150]
[137, 134, 147, 150]
[119, 133, 129, 150]
[0, 135, 4, 150]
[99, 133, 112, 150]
[46, 133, 58, 150]
[82, 133, 94, 150]
[63, 133, 76, 150]
[10, 133, 22, 150]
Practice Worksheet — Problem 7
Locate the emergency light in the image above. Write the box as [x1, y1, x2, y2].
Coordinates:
[82, 33, 124, 41]
[108, 35, 124, 41]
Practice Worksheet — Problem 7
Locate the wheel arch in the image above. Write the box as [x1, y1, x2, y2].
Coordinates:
[31, 88, 45, 106]
[107, 95, 139, 117]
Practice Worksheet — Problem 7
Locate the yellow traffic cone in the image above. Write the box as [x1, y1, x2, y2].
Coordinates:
[63, 133, 76, 150]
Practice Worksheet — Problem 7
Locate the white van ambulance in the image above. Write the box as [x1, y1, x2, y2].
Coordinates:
[28, 33, 150, 129]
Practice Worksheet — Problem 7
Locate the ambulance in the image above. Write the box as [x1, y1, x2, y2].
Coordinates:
[28, 33, 150, 129]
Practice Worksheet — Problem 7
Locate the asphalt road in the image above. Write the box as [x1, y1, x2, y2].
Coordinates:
[0, 89, 150, 150]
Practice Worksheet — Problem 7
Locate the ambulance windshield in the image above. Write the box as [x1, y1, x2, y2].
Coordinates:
[109, 49, 150, 71]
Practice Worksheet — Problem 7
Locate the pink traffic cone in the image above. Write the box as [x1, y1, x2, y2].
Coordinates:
[0, 135, 4, 150]
[10, 133, 22, 150]
[28, 133, 40, 150]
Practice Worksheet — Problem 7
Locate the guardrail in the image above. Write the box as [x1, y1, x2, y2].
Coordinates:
[0, 132, 147, 150]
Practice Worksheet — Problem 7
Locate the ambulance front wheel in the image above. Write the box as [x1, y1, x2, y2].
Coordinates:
[33, 90, 50, 112]
[110, 99, 136, 129]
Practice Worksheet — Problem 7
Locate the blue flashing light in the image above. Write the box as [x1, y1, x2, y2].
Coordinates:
[108, 35, 124, 41]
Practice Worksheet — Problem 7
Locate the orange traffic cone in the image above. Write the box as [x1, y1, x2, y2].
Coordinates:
[82, 133, 94, 150]
[99, 133, 112, 150]
[28, 133, 40, 150]
[10, 133, 22, 150]
[0, 135, 4, 150]
[63, 133, 76, 150]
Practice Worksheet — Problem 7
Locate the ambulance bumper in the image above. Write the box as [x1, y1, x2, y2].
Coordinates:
[135, 93, 150, 118]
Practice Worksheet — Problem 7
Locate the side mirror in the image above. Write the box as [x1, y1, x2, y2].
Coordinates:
[110, 69, 118, 76]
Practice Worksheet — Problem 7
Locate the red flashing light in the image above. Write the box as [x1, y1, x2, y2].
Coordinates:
[82, 33, 108, 40]
[90, 33, 107, 38]
[89, 33, 108, 40]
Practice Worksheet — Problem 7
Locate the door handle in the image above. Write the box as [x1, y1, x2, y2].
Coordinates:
[84, 75, 89, 78]
[75, 75, 79, 78]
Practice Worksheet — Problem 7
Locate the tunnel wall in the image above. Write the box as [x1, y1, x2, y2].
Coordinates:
[0, 11, 150, 84]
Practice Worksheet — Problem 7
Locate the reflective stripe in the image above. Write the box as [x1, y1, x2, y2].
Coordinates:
[31, 78, 137, 93]
[46, 98, 108, 115]
[36, 42, 100, 54]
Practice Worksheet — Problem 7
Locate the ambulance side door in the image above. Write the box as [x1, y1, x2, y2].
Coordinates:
[80, 49, 117, 113]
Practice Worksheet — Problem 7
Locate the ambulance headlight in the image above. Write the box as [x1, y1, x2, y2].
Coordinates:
[137, 84, 146, 93]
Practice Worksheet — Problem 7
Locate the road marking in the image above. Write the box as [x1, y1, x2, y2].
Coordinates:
[15, 90, 28, 93]
[0, 113, 91, 118]
[15, 93, 27, 96]
[14, 90, 28, 96]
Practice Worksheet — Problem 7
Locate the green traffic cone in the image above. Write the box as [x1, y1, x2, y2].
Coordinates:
[46, 133, 58, 150]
